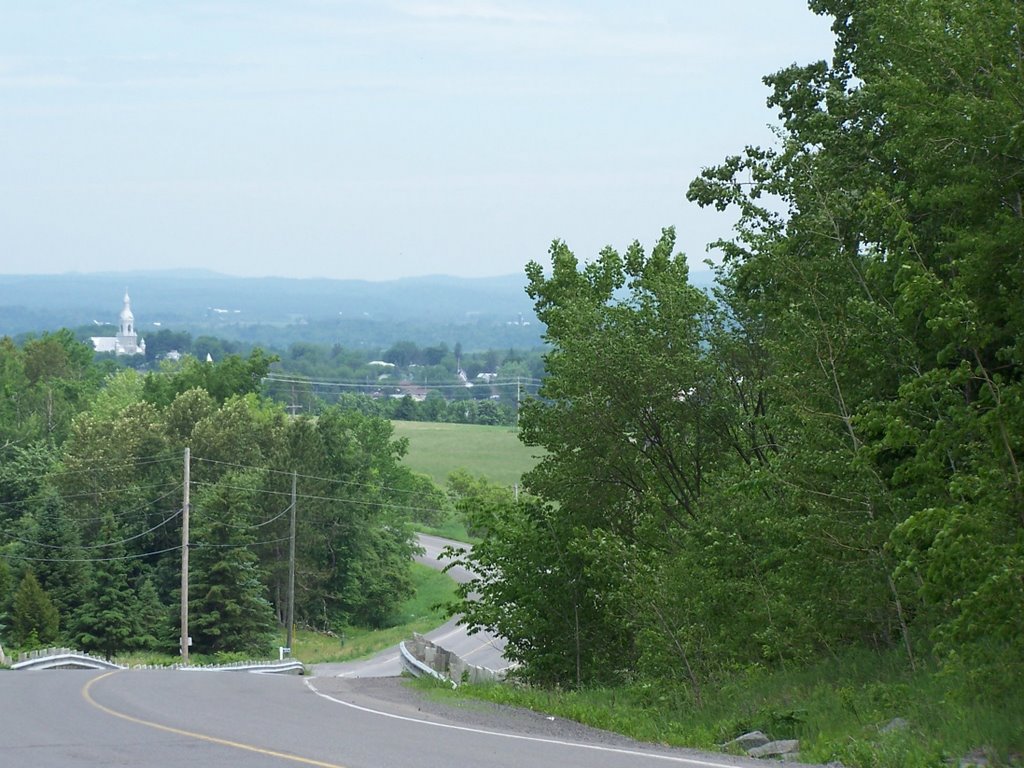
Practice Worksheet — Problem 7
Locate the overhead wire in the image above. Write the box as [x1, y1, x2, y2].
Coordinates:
[0, 483, 184, 526]
[189, 479, 448, 518]
[0, 544, 184, 564]
[1, 508, 183, 551]
[10, 453, 181, 484]
[192, 456, 446, 497]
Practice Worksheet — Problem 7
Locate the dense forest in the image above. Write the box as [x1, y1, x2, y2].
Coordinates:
[449, 0, 1023, 708]
[0, 333, 455, 657]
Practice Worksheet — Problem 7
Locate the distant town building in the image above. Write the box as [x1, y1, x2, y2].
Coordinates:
[91, 292, 146, 356]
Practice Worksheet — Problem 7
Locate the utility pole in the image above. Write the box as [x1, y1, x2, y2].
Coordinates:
[286, 471, 297, 653]
[286, 382, 303, 416]
[181, 447, 190, 666]
[516, 376, 521, 427]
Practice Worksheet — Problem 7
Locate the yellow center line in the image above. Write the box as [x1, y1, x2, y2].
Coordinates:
[82, 671, 349, 768]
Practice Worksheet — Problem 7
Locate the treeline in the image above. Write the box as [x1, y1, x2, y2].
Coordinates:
[265, 339, 543, 422]
[82, 327, 546, 386]
[86, 330, 545, 426]
[450, 0, 1023, 700]
[270, 390, 519, 428]
[0, 333, 455, 658]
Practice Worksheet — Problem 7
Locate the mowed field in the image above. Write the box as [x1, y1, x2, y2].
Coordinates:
[391, 420, 542, 487]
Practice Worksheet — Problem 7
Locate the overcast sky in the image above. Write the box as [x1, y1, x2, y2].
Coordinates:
[0, 1, 834, 282]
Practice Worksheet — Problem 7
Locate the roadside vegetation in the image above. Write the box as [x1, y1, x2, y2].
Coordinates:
[2, 1, 1021, 763]
[436, 1, 1024, 764]
[418, 649, 1023, 766]
[110, 562, 457, 668]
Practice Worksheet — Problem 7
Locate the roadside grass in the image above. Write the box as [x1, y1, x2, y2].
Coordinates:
[287, 562, 458, 664]
[114, 563, 458, 668]
[391, 420, 540, 488]
[412, 648, 1024, 767]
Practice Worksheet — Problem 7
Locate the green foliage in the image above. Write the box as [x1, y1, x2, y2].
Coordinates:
[11, 570, 60, 648]
[0, 328, 429, 659]
[143, 348, 277, 407]
[0, 330, 101, 446]
[453, 0, 1022, 704]
[72, 513, 139, 659]
[189, 471, 277, 656]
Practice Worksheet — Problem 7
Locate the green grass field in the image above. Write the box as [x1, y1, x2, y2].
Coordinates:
[391, 420, 541, 487]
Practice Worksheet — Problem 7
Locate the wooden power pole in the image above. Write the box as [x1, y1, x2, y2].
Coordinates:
[180, 447, 190, 666]
[286, 471, 297, 653]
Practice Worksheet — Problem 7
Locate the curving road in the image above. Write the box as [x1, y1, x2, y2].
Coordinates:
[1, 668, 780, 768]
[0, 535, 800, 767]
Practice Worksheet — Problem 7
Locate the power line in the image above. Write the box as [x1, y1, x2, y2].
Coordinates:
[1, 483, 184, 526]
[192, 536, 291, 549]
[189, 479, 448, 517]
[1, 508, 183, 551]
[0, 480, 182, 511]
[209, 502, 294, 531]
[0, 544, 184, 564]
[11, 453, 180, 483]
[192, 456, 440, 497]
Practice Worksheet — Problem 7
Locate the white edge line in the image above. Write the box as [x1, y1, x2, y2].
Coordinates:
[304, 679, 747, 768]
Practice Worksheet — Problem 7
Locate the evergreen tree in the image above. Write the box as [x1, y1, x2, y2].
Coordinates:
[189, 471, 276, 655]
[72, 513, 139, 660]
[133, 575, 170, 652]
[12, 570, 60, 649]
[19, 494, 91, 624]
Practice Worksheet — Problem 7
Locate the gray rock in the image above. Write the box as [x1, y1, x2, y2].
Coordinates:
[725, 730, 770, 750]
[958, 747, 991, 768]
[880, 717, 910, 734]
[748, 739, 801, 758]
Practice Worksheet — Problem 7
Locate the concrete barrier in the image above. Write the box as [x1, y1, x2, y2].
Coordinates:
[400, 633, 505, 686]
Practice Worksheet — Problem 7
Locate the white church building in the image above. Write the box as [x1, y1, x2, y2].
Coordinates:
[91, 292, 146, 356]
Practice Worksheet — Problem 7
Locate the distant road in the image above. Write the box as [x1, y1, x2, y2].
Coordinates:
[313, 532, 507, 678]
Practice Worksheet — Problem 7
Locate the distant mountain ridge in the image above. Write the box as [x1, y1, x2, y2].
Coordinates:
[0, 271, 544, 350]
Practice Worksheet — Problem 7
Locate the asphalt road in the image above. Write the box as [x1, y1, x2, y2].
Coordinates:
[0, 533, 804, 767]
[0, 669, 777, 768]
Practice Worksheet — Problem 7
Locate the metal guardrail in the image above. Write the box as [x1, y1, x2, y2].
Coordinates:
[11, 647, 303, 674]
[174, 659, 305, 675]
[12, 647, 125, 671]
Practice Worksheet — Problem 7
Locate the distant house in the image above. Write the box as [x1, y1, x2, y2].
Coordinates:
[91, 292, 146, 356]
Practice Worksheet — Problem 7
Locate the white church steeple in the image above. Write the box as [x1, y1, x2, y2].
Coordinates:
[92, 291, 146, 356]
[119, 291, 135, 337]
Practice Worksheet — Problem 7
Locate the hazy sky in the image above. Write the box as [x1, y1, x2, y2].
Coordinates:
[0, 2, 834, 281]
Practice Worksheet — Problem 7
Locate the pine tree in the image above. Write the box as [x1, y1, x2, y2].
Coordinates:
[189, 472, 276, 655]
[12, 570, 60, 649]
[72, 513, 138, 660]
[20, 494, 91, 622]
